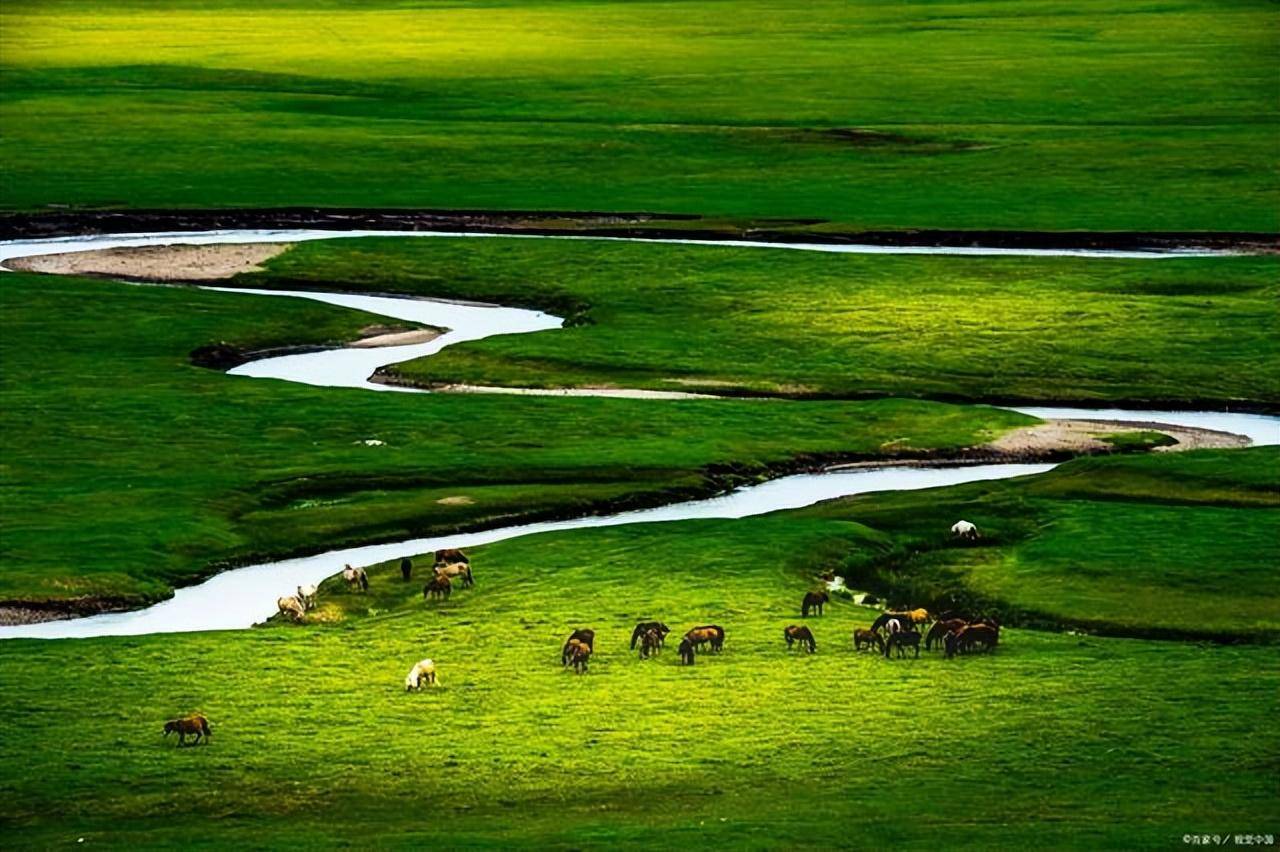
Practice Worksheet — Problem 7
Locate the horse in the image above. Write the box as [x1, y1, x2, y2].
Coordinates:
[884, 630, 921, 659]
[957, 624, 999, 654]
[163, 714, 210, 746]
[853, 628, 885, 654]
[784, 625, 817, 653]
[684, 625, 724, 654]
[637, 628, 663, 659]
[277, 595, 306, 622]
[630, 621, 671, 650]
[925, 618, 968, 651]
[905, 608, 931, 627]
[562, 629, 595, 666]
[404, 659, 438, 690]
[951, 520, 978, 540]
[565, 640, 592, 674]
[870, 612, 921, 634]
[423, 575, 451, 601]
[434, 548, 469, 568]
[802, 590, 830, 617]
[400, 557, 413, 582]
[343, 564, 369, 592]
[677, 637, 696, 666]
[433, 561, 474, 589]
[296, 584, 317, 610]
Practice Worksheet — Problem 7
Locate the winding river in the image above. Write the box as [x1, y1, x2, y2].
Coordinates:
[0, 229, 1274, 640]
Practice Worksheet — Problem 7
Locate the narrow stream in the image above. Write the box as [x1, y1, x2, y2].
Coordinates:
[0, 229, 1273, 639]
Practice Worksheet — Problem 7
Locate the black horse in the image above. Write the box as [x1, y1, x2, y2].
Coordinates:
[801, 591, 830, 617]
[885, 630, 921, 659]
[400, 557, 413, 582]
[677, 638, 696, 665]
[630, 621, 671, 650]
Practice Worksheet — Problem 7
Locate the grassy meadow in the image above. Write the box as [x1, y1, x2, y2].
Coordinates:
[2, 501, 1277, 848]
[0, 268, 1031, 606]
[250, 237, 1280, 405]
[1, 0, 1277, 231]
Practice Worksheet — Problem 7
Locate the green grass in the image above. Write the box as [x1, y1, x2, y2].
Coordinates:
[2, 510, 1276, 848]
[2, 0, 1278, 230]
[247, 237, 1280, 405]
[0, 269, 1030, 605]
[795, 448, 1280, 639]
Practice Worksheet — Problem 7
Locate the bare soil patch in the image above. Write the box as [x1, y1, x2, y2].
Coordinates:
[6, 243, 291, 281]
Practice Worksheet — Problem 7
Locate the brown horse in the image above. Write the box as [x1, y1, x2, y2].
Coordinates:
[423, 575, 451, 601]
[784, 625, 817, 653]
[434, 548, 468, 567]
[677, 637, 696, 666]
[885, 630, 922, 659]
[343, 564, 369, 592]
[400, 557, 413, 582]
[684, 625, 724, 653]
[853, 628, 885, 654]
[957, 624, 999, 654]
[565, 640, 592, 673]
[163, 714, 210, 746]
[801, 591, 830, 617]
[637, 628, 663, 659]
[562, 629, 596, 666]
[630, 621, 671, 650]
[925, 618, 968, 651]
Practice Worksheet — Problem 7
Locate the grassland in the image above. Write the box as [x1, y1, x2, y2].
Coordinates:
[2, 0, 1278, 231]
[248, 237, 1280, 406]
[2, 493, 1277, 848]
[0, 268, 1031, 606]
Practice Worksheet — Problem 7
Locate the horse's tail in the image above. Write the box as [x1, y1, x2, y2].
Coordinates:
[359, 571, 369, 591]
[201, 717, 210, 737]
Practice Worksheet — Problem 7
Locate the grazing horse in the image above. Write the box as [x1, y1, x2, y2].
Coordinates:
[163, 714, 210, 746]
[870, 612, 920, 634]
[565, 640, 592, 673]
[802, 591, 830, 617]
[905, 608, 931, 628]
[853, 628, 885, 654]
[343, 564, 369, 592]
[784, 625, 817, 653]
[951, 520, 978, 540]
[562, 629, 596, 666]
[885, 630, 922, 659]
[404, 659, 438, 690]
[296, 584, 317, 610]
[277, 595, 306, 622]
[630, 621, 671, 650]
[957, 624, 1000, 654]
[637, 628, 663, 659]
[684, 625, 724, 654]
[423, 575, 452, 601]
[677, 637, 696, 666]
[400, 558, 413, 582]
[434, 548, 469, 568]
[925, 618, 968, 650]
[433, 561, 474, 589]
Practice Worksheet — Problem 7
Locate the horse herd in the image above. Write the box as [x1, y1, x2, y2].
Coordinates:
[275, 548, 474, 621]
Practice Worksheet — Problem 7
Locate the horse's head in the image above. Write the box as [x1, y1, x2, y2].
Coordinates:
[162, 720, 177, 736]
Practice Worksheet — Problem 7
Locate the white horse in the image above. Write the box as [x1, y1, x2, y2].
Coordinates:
[277, 595, 306, 622]
[433, 561, 473, 588]
[951, 520, 978, 540]
[343, 564, 369, 592]
[404, 659, 438, 690]
[296, 584, 318, 610]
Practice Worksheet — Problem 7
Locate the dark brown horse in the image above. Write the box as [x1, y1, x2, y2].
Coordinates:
[784, 625, 817, 653]
[925, 618, 968, 650]
[885, 630, 921, 659]
[400, 557, 413, 582]
[562, 629, 596, 666]
[630, 621, 671, 650]
[678, 637, 696, 666]
[163, 714, 210, 746]
[801, 591, 829, 617]
[956, 623, 999, 654]
[684, 625, 724, 653]
[853, 627, 885, 654]
[423, 574, 451, 600]
[434, 548, 468, 567]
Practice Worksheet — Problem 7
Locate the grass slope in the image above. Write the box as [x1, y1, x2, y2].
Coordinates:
[2, 0, 1278, 230]
[2, 508, 1276, 848]
[248, 237, 1280, 405]
[0, 270, 1028, 604]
